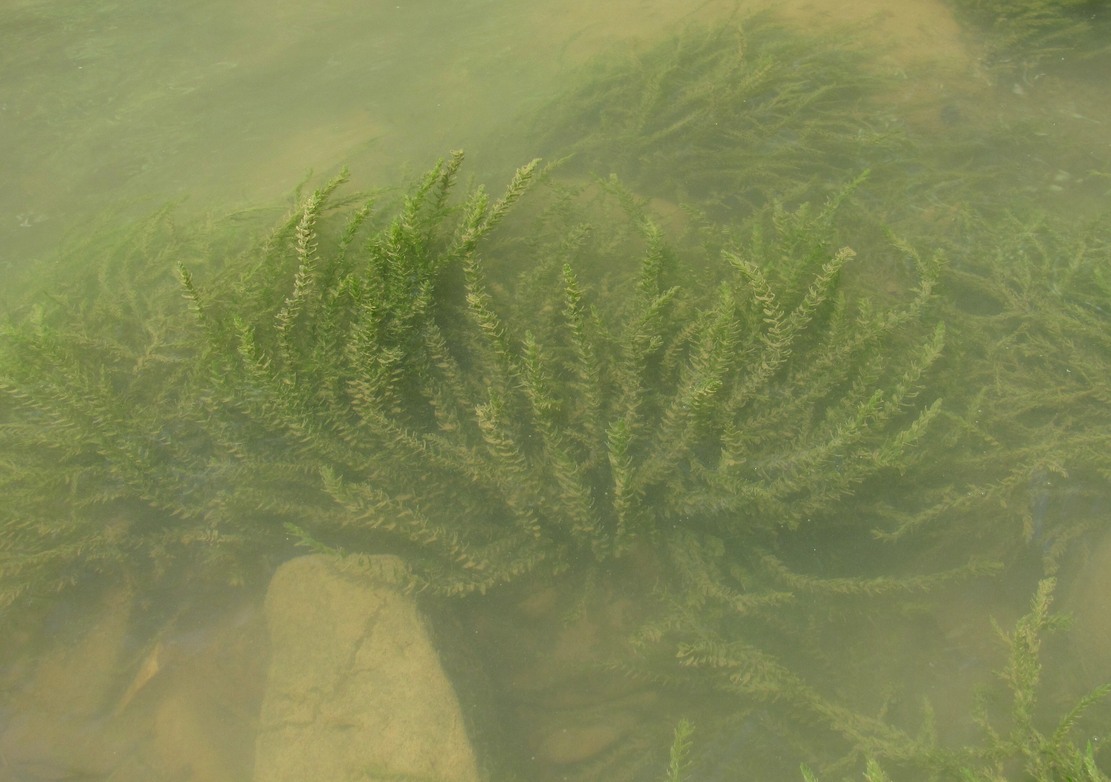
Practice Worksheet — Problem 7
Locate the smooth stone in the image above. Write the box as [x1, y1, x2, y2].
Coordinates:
[253, 554, 481, 782]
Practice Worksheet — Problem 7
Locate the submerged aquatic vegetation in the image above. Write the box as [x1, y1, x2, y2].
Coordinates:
[0, 151, 959, 777]
[174, 152, 949, 598]
[945, 0, 1111, 72]
[0, 206, 237, 609]
[915, 208, 1111, 569]
[657, 581, 1111, 781]
[522, 10, 1105, 256]
[529, 13, 911, 218]
[12, 146, 1097, 780]
[791, 579, 1111, 782]
[3, 11, 1111, 780]
[0, 150, 962, 766]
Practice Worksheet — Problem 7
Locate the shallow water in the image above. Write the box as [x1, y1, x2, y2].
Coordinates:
[2, 1, 1111, 780]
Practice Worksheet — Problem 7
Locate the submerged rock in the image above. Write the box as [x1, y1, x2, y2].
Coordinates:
[253, 554, 481, 782]
[0, 579, 265, 782]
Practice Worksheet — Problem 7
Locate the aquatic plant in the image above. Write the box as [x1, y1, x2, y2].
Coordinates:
[0, 206, 236, 610]
[8, 142, 1100, 779]
[4, 12, 1109, 778]
[790, 579, 1111, 781]
[664, 718, 695, 782]
[945, 0, 1111, 72]
[0, 149, 963, 770]
[526, 13, 913, 219]
[172, 152, 949, 598]
[521, 10, 1106, 267]
[915, 208, 1111, 571]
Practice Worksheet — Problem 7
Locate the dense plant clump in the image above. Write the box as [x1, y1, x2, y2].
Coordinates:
[0, 153, 947, 599]
[3, 9, 1110, 780]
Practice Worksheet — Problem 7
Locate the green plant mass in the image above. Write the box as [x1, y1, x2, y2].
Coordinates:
[0, 150, 961, 775]
[3, 10, 1111, 781]
[1, 150, 946, 595]
[944, 0, 1111, 71]
[794, 579, 1111, 782]
[528, 13, 906, 216]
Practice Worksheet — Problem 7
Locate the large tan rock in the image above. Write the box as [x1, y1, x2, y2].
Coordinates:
[253, 554, 481, 782]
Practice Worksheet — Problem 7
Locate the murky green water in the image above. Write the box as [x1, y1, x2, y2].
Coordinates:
[2, 1, 1110, 780]
[0, 0, 737, 300]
